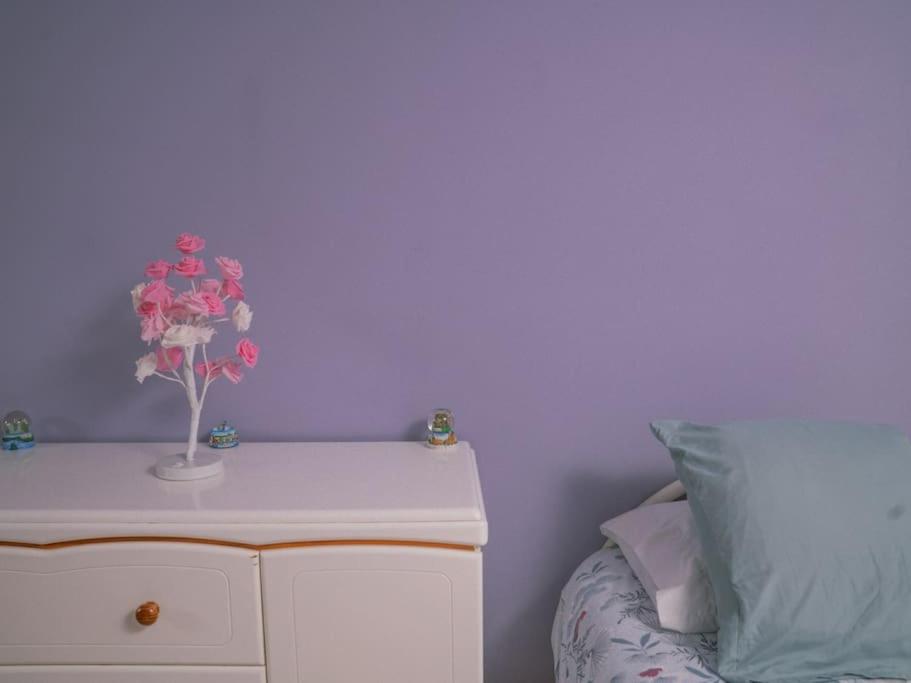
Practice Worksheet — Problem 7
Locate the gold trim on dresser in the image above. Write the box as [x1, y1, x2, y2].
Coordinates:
[0, 537, 477, 552]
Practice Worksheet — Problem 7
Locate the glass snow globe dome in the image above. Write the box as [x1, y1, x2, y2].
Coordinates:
[427, 408, 457, 447]
[2, 410, 35, 451]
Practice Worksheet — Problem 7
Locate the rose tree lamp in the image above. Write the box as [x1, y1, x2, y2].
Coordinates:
[132, 233, 259, 480]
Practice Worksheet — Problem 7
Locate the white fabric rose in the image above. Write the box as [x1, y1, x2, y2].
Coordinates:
[131, 283, 146, 312]
[134, 352, 157, 383]
[161, 324, 215, 348]
[232, 301, 253, 332]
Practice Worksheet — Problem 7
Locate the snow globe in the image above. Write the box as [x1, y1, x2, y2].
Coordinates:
[427, 408, 457, 448]
[2, 410, 35, 451]
[208, 421, 239, 449]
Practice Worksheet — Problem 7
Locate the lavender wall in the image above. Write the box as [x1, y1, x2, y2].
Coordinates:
[3, 1, 911, 679]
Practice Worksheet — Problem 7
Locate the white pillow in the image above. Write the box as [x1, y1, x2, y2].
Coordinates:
[600, 500, 717, 633]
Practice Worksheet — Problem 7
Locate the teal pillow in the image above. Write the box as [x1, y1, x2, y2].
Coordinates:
[651, 419, 911, 683]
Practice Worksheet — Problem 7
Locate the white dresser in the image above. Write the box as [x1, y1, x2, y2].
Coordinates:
[0, 442, 487, 683]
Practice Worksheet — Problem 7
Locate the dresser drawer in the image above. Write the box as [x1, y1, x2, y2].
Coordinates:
[0, 543, 264, 665]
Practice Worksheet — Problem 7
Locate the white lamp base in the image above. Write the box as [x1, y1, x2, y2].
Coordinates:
[155, 452, 224, 481]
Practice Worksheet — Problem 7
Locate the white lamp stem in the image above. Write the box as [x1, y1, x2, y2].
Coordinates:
[155, 342, 222, 481]
[182, 345, 201, 464]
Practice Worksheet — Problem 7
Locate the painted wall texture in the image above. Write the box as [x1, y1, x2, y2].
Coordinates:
[2, 1, 911, 680]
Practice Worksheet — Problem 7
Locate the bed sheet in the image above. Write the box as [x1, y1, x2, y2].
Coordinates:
[552, 546, 906, 683]
[553, 546, 719, 683]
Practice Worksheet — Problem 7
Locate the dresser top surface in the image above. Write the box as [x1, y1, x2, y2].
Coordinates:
[0, 442, 485, 527]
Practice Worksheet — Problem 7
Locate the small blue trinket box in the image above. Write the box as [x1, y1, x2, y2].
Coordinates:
[208, 421, 239, 449]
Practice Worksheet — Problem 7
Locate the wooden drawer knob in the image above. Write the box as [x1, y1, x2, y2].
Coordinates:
[135, 601, 160, 626]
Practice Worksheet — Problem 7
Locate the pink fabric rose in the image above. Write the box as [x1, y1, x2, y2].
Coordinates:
[140, 310, 168, 342]
[221, 360, 244, 384]
[199, 278, 221, 294]
[165, 302, 190, 321]
[135, 235, 258, 394]
[144, 260, 171, 279]
[236, 338, 259, 368]
[174, 291, 209, 316]
[175, 233, 206, 254]
[195, 356, 242, 383]
[215, 256, 243, 280]
[200, 291, 226, 316]
[173, 256, 207, 278]
[221, 278, 245, 300]
[140, 279, 175, 306]
[155, 346, 183, 372]
[194, 360, 223, 379]
[136, 301, 159, 317]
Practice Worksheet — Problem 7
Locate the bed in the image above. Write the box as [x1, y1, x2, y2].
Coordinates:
[552, 480, 720, 683]
[552, 543, 719, 683]
[551, 480, 906, 683]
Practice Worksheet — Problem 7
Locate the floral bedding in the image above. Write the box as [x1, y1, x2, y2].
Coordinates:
[552, 547, 908, 683]
[552, 546, 720, 683]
